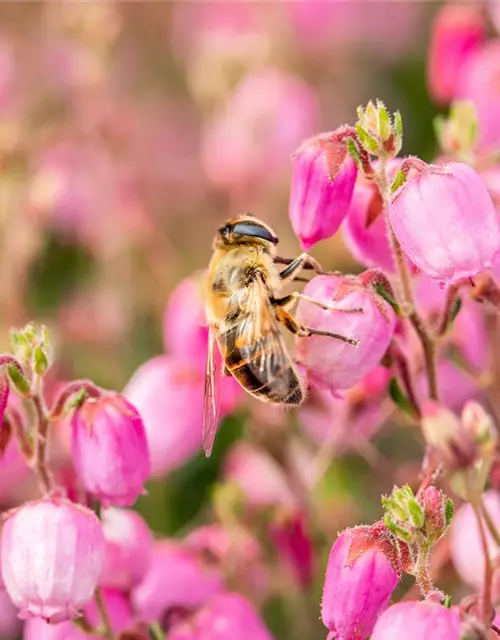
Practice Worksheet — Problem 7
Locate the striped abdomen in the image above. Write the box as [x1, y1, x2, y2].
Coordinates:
[220, 320, 303, 406]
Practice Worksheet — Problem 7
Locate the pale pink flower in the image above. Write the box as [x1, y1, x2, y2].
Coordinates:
[23, 588, 133, 639]
[322, 526, 400, 639]
[168, 593, 273, 640]
[289, 132, 357, 251]
[132, 540, 223, 623]
[371, 601, 460, 639]
[100, 508, 153, 591]
[295, 275, 395, 393]
[1, 497, 105, 622]
[450, 490, 500, 589]
[427, 2, 484, 104]
[71, 392, 150, 507]
[201, 69, 318, 191]
[390, 162, 500, 284]
[0, 590, 20, 640]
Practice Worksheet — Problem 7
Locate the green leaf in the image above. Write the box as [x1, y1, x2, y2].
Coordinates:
[375, 284, 401, 316]
[388, 377, 415, 417]
[7, 364, 30, 396]
[448, 297, 463, 327]
[355, 124, 379, 155]
[346, 138, 362, 169]
[407, 497, 425, 529]
[393, 110, 403, 141]
[390, 169, 406, 193]
[445, 497, 454, 527]
[377, 100, 392, 142]
[383, 514, 412, 543]
[33, 346, 49, 376]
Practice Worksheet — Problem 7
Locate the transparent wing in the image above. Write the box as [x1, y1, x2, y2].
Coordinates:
[202, 325, 222, 457]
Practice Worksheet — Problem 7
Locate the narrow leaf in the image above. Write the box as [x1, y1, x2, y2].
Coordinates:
[390, 169, 406, 193]
[355, 124, 379, 155]
[388, 377, 415, 417]
[7, 365, 30, 396]
[375, 284, 401, 316]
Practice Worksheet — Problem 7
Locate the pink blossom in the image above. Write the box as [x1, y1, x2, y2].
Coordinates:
[450, 490, 500, 589]
[371, 601, 460, 639]
[124, 357, 205, 476]
[168, 593, 273, 640]
[23, 588, 133, 639]
[289, 132, 357, 250]
[1, 497, 105, 622]
[71, 392, 150, 507]
[295, 275, 395, 393]
[269, 510, 313, 588]
[457, 40, 500, 151]
[427, 2, 484, 105]
[100, 508, 153, 591]
[201, 69, 318, 191]
[322, 526, 399, 639]
[223, 442, 297, 509]
[132, 540, 223, 623]
[0, 590, 20, 640]
[390, 162, 500, 284]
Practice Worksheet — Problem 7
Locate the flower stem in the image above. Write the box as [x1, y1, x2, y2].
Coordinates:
[413, 544, 434, 597]
[472, 502, 493, 625]
[481, 498, 500, 547]
[30, 383, 52, 494]
[94, 586, 115, 640]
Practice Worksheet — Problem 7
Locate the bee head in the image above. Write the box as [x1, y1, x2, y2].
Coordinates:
[216, 215, 279, 250]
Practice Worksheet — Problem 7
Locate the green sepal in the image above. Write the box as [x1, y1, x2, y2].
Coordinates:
[33, 346, 49, 376]
[356, 124, 380, 155]
[383, 514, 413, 543]
[375, 284, 402, 316]
[377, 100, 392, 142]
[390, 169, 406, 193]
[7, 364, 30, 396]
[388, 377, 415, 417]
[445, 497, 454, 527]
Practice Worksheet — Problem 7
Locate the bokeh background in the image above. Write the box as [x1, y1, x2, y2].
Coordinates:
[0, 2, 454, 638]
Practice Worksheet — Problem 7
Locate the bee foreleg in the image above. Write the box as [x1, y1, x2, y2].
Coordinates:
[273, 292, 363, 314]
[223, 366, 232, 376]
[276, 307, 359, 348]
[276, 253, 342, 284]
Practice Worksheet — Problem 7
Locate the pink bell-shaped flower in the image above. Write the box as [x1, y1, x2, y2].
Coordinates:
[289, 131, 357, 250]
[0, 590, 20, 640]
[100, 507, 153, 591]
[371, 601, 460, 640]
[1, 497, 105, 622]
[71, 392, 150, 507]
[295, 274, 395, 393]
[390, 161, 500, 285]
[321, 525, 400, 639]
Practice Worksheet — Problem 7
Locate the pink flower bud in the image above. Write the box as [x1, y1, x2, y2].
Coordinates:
[71, 392, 150, 507]
[295, 275, 395, 392]
[0, 590, 21, 640]
[163, 276, 211, 370]
[321, 526, 399, 639]
[289, 132, 357, 250]
[24, 588, 133, 639]
[223, 442, 297, 509]
[457, 41, 500, 151]
[1, 497, 105, 622]
[168, 593, 273, 640]
[390, 162, 500, 284]
[342, 160, 402, 272]
[269, 510, 313, 588]
[131, 541, 223, 623]
[427, 2, 484, 105]
[100, 508, 153, 591]
[371, 601, 460, 639]
[450, 490, 500, 589]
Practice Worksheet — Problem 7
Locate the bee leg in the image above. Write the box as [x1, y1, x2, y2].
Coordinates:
[276, 307, 359, 348]
[273, 293, 363, 314]
[276, 253, 342, 284]
[223, 366, 232, 376]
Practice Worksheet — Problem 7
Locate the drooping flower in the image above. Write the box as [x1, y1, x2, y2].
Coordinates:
[168, 593, 273, 640]
[371, 601, 460, 639]
[390, 161, 500, 284]
[131, 540, 223, 623]
[100, 508, 153, 591]
[295, 274, 395, 393]
[23, 588, 133, 639]
[321, 525, 400, 640]
[289, 131, 357, 250]
[71, 392, 150, 507]
[1, 497, 105, 622]
[427, 2, 484, 105]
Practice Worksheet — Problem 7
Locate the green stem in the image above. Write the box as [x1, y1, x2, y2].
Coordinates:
[413, 544, 434, 597]
[481, 498, 500, 547]
[472, 502, 493, 625]
[30, 381, 53, 494]
[94, 587, 115, 640]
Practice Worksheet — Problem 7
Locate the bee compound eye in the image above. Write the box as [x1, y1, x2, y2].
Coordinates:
[232, 222, 278, 244]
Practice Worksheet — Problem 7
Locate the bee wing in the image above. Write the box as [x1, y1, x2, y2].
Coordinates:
[202, 324, 222, 457]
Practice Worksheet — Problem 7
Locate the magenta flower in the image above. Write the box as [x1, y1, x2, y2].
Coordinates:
[342, 160, 402, 273]
[371, 601, 460, 639]
[390, 162, 500, 285]
[71, 392, 150, 507]
[223, 442, 297, 509]
[100, 507, 153, 591]
[269, 510, 313, 588]
[450, 490, 500, 589]
[131, 540, 223, 623]
[289, 132, 357, 250]
[23, 588, 133, 639]
[427, 2, 484, 105]
[0, 590, 20, 640]
[168, 593, 273, 640]
[1, 497, 105, 622]
[321, 526, 400, 639]
[295, 275, 395, 393]
[457, 41, 500, 151]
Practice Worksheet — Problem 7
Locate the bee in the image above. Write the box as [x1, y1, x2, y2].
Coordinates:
[203, 213, 360, 456]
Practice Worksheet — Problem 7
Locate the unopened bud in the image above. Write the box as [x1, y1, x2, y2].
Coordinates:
[382, 485, 424, 544]
[461, 401, 497, 460]
[356, 100, 403, 158]
[420, 486, 454, 543]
